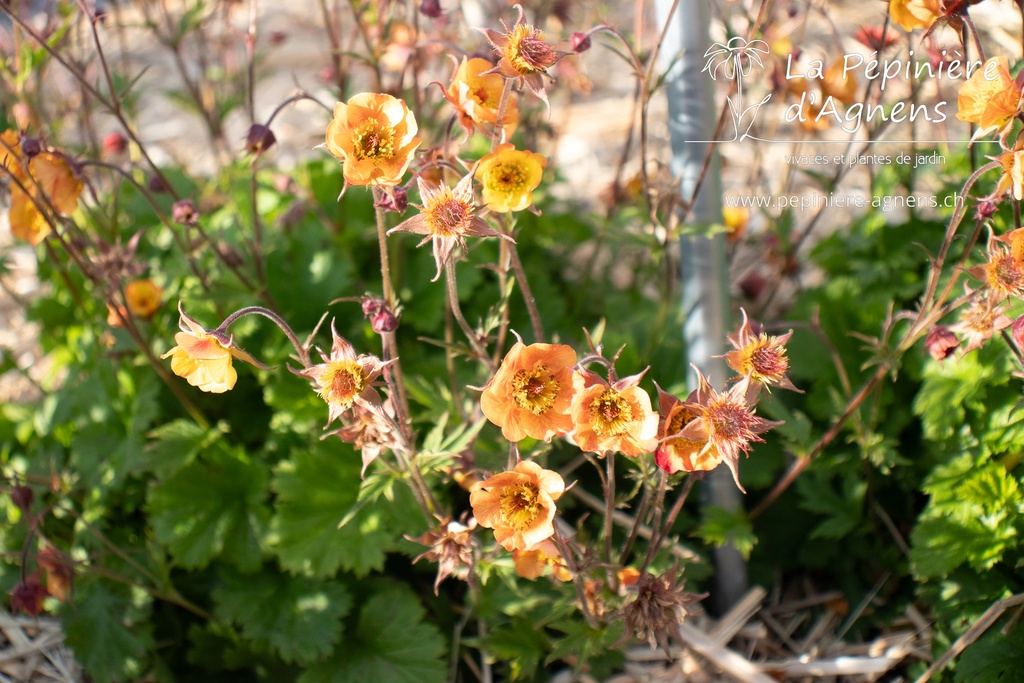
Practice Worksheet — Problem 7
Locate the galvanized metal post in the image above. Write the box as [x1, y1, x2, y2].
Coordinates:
[653, 0, 747, 611]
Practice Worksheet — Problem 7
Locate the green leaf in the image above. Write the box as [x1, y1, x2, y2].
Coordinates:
[796, 475, 864, 540]
[695, 506, 757, 559]
[148, 449, 270, 571]
[272, 441, 393, 577]
[213, 567, 351, 665]
[299, 585, 446, 683]
[477, 615, 549, 680]
[954, 616, 1024, 682]
[63, 582, 152, 683]
[141, 419, 220, 479]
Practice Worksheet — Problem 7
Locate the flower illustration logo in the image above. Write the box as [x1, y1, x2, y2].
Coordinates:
[702, 37, 772, 142]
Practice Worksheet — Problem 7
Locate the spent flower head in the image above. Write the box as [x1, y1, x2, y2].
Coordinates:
[967, 230, 1024, 302]
[388, 173, 512, 281]
[407, 515, 477, 595]
[480, 334, 577, 442]
[470, 460, 565, 551]
[325, 92, 421, 189]
[619, 568, 706, 651]
[949, 291, 1012, 354]
[722, 309, 800, 392]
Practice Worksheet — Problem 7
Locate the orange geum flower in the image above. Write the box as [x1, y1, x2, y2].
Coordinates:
[676, 368, 782, 492]
[957, 57, 1022, 141]
[513, 538, 571, 581]
[470, 459, 565, 551]
[161, 303, 266, 394]
[125, 278, 163, 318]
[295, 321, 394, 429]
[820, 60, 858, 106]
[653, 383, 715, 475]
[480, 335, 577, 442]
[888, 0, 943, 31]
[475, 143, 546, 213]
[994, 141, 1024, 200]
[325, 92, 421, 189]
[722, 309, 800, 392]
[949, 291, 1012, 354]
[440, 57, 519, 138]
[388, 173, 511, 281]
[479, 5, 571, 111]
[968, 230, 1024, 302]
[6, 149, 83, 245]
[570, 368, 659, 457]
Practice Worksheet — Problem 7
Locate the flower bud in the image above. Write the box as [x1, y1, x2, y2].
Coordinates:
[570, 31, 592, 53]
[975, 199, 998, 221]
[419, 0, 442, 18]
[10, 577, 48, 616]
[172, 199, 199, 226]
[10, 485, 33, 512]
[19, 135, 41, 158]
[373, 186, 408, 214]
[925, 325, 959, 361]
[148, 175, 169, 193]
[1012, 315, 1024, 349]
[102, 131, 127, 156]
[245, 124, 276, 156]
[371, 309, 399, 334]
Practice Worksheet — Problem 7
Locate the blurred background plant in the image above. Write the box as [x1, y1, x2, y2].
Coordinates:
[0, 0, 1023, 682]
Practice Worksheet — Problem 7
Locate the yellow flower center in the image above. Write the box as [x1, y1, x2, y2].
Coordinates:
[351, 120, 396, 161]
[319, 360, 367, 407]
[663, 404, 701, 451]
[505, 25, 556, 75]
[590, 389, 634, 436]
[487, 161, 527, 192]
[425, 191, 473, 236]
[499, 482, 542, 530]
[735, 336, 789, 383]
[510, 365, 559, 414]
[988, 253, 1024, 296]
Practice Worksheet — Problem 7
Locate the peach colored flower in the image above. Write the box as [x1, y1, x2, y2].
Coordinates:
[994, 142, 1024, 200]
[820, 60, 858, 105]
[408, 515, 477, 595]
[327, 398, 399, 476]
[723, 309, 800, 392]
[475, 143, 546, 213]
[325, 92, 421, 188]
[513, 538, 571, 581]
[653, 383, 714, 475]
[950, 292, 1012, 354]
[570, 368, 659, 456]
[676, 368, 782, 492]
[957, 57, 1022, 141]
[968, 230, 1024, 302]
[470, 460, 564, 551]
[125, 279, 163, 318]
[0, 129, 21, 172]
[387, 173, 511, 281]
[888, 0, 943, 31]
[480, 336, 577, 442]
[4, 146, 82, 245]
[440, 57, 519, 138]
[296, 321, 394, 429]
[161, 303, 264, 393]
[478, 6, 571, 111]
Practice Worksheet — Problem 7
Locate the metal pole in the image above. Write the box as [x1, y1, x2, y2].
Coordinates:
[653, 0, 747, 611]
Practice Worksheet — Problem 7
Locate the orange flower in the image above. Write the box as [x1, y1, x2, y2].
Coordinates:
[125, 279, 163, 318]
[161, 303, 264, 393]
[967, 231, 1024, 301]
[470, 460, 565, 551]
[296, 321, 394, 429]
[995, 141, 1024, 200]
[957, 57, 1022, 141]
[325, 92, 421, 188]
[821, 60, 858, 105]
[475, 143, 546, 213]
[387, 173, 511, 281]
[721, 205, 749, 243]
[888, 0, 943, 31]
[676, 369, 782, 492]
[653, 383, 714, 475]
[0, 129, 21, 172]
[480, 336, 577, 442]
[570, 368, 659, 456]
[441, 57, 519, 138]
[3, 142, 82, 245]
[513, 539, 571, 581]
[723, 309, 800, 392]
[479, 6, 571, 110]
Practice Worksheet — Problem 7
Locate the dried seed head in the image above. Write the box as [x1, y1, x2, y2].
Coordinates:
[621, 570, 706, 652]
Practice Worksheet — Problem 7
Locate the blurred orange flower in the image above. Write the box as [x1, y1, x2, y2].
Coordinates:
[470, 460, 565, 551]
[957, 57, 1022, 140]
[513, 539, 571, 581]
[475, 143, 546, 213]
[570, 368, 659, 456]
[888, 0, 943, 31]
[2, 137, 82, 245]
[325, 92, 421, 188]
[441, 57, 519, 138]
[480, 336, 577, 442]
[161, 304, 263, 394]
[296, 321, 394, 428]
[125, 279, 163, 318]
[388, 173, 511, 281]
[821, 61, 858, 105]
[968, 232, 1024, 301]
[721, 205, 749, 243]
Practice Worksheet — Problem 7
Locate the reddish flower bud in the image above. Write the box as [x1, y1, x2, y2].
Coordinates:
[245, 124, 276, 156]
[318, 64, 338, 84]
[925, 325, 959, 361]
[102, 131, 127, 156]
[361, 297, 384, 318]
[371, 309, 399, 334]
[148, 175, 169, 193]
[1012, 315, 1024, 349]
[10, 485, 33, 512]
[373, 186, 408, 214]
[976, 199, 998, 221]
[269, 30, 287, 45]
[419, 0, 442, 18]
[172, 199, 199, 226]
[570, 31, 592, 53]
[10, 576, 48, 616]
[739, 270, 767, 300]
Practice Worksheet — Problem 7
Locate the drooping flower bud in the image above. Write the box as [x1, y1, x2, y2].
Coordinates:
[10, 485, 33, 513]
[245, 124, 276, 156]
[19, 135, 41, 158]
[569, 31, 592, 53]
[102, 131, 127, 156]
[925, 325, 959, 361]
[975, 199, 998, 221]
[9, 576, 48, 616]
[419, 0, 442, 18]
[373, 186, 408, 214]
[1012, 315, 1024, 350]
[172, 199, 199, 226]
